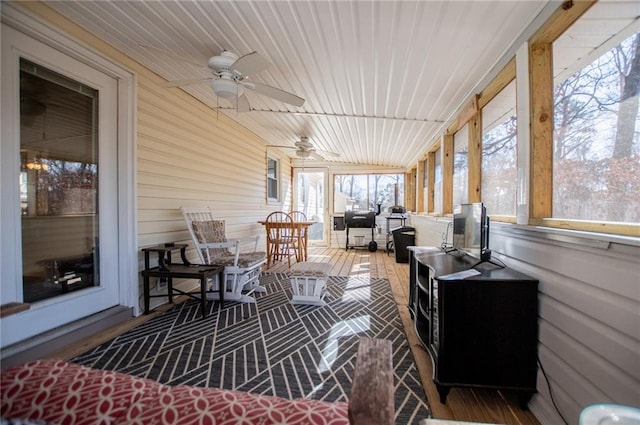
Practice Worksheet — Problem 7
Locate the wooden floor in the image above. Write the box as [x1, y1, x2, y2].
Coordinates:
[52, 247, 540, 425]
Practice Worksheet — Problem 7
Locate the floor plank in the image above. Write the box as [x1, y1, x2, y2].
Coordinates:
[49, 247, 540, 425]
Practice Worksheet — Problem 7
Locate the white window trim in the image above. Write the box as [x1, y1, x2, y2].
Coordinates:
[266, 155, 280, 204]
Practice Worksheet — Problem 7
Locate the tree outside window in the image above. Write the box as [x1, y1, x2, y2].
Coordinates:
[334, 173, 404, 213]
[482, 80, 517, 217]
[553, 31, 640, 223]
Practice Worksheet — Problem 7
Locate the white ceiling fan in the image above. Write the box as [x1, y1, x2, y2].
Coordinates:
[268, 136, 340, 160]
[162, 50, 305, 112]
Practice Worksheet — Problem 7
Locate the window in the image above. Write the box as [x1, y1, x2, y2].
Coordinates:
[453, 124, 469, 206]
[482, 79, 517, 216]
[433, 148, 443, 213]
[552, 31, 640, 224]
[266, 156, 279, 202]
[334, 173, 405, 213]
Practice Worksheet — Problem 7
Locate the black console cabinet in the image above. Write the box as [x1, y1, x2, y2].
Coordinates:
[408, 247, 539, 409]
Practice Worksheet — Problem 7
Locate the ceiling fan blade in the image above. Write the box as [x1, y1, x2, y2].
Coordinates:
[162, 78, 212, 88]
[138, 43, 204, 68]
[266, 144, 297, 150]
[310, 152, 325, 160]
[318, 150, 340, 158]
[229, 93, 251, 113]
[231, 52, 271, 76]
[249, 82, 305, 107]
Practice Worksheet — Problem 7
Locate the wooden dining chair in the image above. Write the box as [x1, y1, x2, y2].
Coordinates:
[265, 211, 296, 268]
[288, 211, 308, 262]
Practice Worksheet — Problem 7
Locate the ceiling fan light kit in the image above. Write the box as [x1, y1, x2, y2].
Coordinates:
[211, 78, 243, 98]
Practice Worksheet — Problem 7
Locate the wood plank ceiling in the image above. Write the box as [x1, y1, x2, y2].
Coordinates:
[40, 1, 637, 168]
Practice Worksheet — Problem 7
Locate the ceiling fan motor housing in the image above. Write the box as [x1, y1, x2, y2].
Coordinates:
[207, 50, 238, 71]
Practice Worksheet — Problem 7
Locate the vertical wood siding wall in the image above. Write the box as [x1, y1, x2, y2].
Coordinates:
[409, 215, 640, 425]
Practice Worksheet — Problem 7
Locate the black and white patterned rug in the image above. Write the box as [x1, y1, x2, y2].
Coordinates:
[73, 274, 431, 423]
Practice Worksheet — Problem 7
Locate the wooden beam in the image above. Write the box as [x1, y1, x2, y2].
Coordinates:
[529, 42, 554, 218]
[442, 134, 454, 215]
[348, 337, 394, 425]
[468, 112, 482, 203]
[457, 94, 479, 129]
[530, 0, 596, 44]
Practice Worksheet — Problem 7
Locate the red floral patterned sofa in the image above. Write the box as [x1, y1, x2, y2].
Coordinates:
[1, 338, 393, 425]
[0, 359, 348, 425]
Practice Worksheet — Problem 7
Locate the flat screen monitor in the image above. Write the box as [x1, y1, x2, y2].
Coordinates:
[452, 203, 491, 261]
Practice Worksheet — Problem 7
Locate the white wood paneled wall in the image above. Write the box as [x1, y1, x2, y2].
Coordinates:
[409, 215, 640, 425]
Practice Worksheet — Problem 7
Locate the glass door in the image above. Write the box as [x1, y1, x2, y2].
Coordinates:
[293, 168, 328, 246]
[1, 25, 120, 346]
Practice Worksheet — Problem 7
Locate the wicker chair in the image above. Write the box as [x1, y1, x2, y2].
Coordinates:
[181, 206, 266, 303]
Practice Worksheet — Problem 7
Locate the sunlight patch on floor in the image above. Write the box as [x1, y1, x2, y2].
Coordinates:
[341, 275, 371, 302]
[307, 253, 330, 260]
[349, 255, 370, 280]
[318, 315, 371, 372]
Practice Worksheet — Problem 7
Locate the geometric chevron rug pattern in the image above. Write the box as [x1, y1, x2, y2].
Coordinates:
[72, 273, 431, 424]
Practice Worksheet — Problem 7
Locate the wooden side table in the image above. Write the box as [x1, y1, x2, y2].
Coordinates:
[141, 243, 224, 318]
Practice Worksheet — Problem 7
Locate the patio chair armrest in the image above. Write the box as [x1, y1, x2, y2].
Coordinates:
[231, 235, 260, 252]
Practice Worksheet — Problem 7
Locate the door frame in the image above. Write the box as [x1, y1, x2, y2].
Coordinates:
[0, 4, 137, 347]
[292, 167, 329, 246]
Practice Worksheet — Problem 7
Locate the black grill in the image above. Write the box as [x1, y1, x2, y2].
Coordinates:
[345, 211, 376, 228]
[344, 211, 377, 251]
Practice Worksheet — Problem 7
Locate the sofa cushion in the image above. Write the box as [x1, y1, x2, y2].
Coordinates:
[1, 360, 349, 425]
[123, 385, 349, 425]
[1, 360, 161, 425]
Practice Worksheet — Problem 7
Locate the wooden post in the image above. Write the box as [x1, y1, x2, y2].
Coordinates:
[406, 169, 416, 212]
[427, 151, 435, 213]
[442, 134, 454, 215]
[348, 338, 394, 425]
[468, 112, 482, 203]
[529, 42, 553, 219]
[416, 160, 425, 213]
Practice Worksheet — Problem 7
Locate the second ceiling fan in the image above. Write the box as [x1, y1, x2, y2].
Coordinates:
[269, 136, 340, 160]
[163, 50, 305, 112]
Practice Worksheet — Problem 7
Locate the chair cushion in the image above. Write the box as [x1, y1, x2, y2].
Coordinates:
[212, 252, 266, 268]
[191, 220, 232, 258]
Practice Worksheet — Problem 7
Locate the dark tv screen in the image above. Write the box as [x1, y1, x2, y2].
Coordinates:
[452, 203, 489, 260]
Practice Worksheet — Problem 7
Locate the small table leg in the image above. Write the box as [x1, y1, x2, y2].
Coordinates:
[218, 271, 224, 309]
[436, 384, 450, 404]
[200, 276, 207, 318]
[143, 274, 151, 314]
